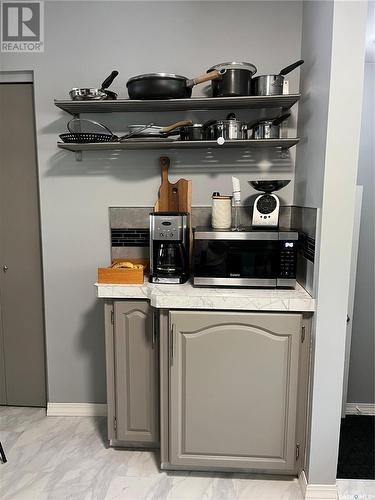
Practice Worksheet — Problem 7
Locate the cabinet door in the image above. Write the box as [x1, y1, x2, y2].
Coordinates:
[114, 301, 159, 445]
[169, 311, 301, 472]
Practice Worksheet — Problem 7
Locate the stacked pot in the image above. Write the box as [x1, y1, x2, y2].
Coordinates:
[124, 59, 303, 100]
[177, 112, 291, 142]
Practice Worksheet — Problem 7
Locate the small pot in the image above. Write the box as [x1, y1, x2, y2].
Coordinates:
[204, 113, 247, 141]
[252, 60, 304, 96]
[250, 113, 290, 140]
[207, 62, 257, 97]
[179, 124, 204, 141]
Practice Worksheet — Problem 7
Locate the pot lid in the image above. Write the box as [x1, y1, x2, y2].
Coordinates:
[70, 88, 104, 92]
[207, 62, 257, 75]
[251, 119, 274, 125]
[206, 119, 247, 126]
[252, 74, 281, 79]
[127, 73, 187, 85]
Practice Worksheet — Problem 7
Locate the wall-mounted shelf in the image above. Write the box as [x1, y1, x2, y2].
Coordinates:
[58, 138, 300, 153]
[54, 94, 301, 115]
[55, 94, 301, 160]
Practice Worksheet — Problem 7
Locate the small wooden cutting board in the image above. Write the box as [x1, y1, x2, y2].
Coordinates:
[154, 156, 192, 213]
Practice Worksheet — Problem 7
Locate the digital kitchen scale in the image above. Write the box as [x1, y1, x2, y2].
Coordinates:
[249, 180, 290, 228]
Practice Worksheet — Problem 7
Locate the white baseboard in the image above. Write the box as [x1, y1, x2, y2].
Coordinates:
[47, 403, 107, 417]
[346, 403, 375, 415]
[299, 471, 308, 498]
[299, 471, 338, 499]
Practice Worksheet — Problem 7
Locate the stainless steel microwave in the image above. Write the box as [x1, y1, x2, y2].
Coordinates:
[193, 228, 298, 288]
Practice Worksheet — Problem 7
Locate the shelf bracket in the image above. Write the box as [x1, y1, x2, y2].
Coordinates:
[72, 113, 82, 161]
[281, 148, 288, 159]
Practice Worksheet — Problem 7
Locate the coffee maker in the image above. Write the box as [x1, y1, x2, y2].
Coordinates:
[149, 212, 189, 284]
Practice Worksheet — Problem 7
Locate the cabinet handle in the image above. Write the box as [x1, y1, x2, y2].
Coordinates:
[170, 323, 175, 363]
[152, 310, 157, 346]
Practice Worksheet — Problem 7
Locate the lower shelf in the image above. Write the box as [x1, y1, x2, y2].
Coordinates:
[57, 138, 300, 152]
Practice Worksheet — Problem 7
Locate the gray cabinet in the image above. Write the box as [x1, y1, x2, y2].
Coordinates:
[162, 310, 308, 473]
[105, 300, 159, 447]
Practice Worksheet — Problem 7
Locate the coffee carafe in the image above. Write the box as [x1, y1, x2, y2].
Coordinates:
[149, 212, 189, 284]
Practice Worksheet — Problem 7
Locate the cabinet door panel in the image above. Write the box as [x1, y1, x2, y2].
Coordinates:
[169, 311, 301, 471]
[114, 301, 158, 444]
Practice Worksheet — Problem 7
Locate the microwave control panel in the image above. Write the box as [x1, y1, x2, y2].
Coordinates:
[279, 241, 297, 278]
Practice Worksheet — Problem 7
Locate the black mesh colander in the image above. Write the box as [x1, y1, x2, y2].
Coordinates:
[59, 118, 154, 143]
[59, 118, 118, 143]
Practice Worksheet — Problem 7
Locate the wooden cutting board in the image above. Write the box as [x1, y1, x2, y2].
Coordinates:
[154, 156, 192, 213]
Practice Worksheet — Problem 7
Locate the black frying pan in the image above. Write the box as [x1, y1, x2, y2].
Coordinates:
[126, 70, 222, 100]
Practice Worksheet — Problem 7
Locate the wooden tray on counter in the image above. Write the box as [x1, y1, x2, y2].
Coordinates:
[97, 259, 149, 285]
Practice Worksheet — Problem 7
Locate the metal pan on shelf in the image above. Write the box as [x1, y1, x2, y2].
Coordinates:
[69, 71, 119, 101]
[126, 70, 222, 100]
[252, 60, 304, 96]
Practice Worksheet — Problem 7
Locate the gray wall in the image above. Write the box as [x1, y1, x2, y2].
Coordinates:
[294, 1, 333, 208]
[1, 1, 303, 403]
[292, 0, 335, 298]
[348, 1, 375, 404]
[299, 0, 367, 486]
[294, 0, 334, 481]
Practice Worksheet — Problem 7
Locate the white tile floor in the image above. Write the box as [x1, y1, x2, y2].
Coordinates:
[0, 407, 373, 500]
[337, 479, 375, 500]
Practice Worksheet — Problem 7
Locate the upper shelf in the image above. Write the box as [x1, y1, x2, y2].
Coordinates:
[54, 94, 301, 115]
[57, 138, 300, 152]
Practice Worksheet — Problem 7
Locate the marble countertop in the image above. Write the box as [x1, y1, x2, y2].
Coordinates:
[95, 280, 315, 312]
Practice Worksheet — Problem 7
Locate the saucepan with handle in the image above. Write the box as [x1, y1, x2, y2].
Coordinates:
[252, 60, 304, 96]
[250, 113, 291, 139]
[179, 124, 205, 141]
[204, 113, 248, 141]
[207, 61, 257, 97]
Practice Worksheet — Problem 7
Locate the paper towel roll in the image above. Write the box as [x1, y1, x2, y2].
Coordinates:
[212, 196, 232, 229]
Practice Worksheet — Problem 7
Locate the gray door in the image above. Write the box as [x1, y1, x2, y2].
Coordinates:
[0, 83, 46, 406]
[169, 311, 301, 472]
[114, 301, 159, 444]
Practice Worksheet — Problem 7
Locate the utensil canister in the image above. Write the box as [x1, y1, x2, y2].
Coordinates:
[211, 193, 232, 229]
